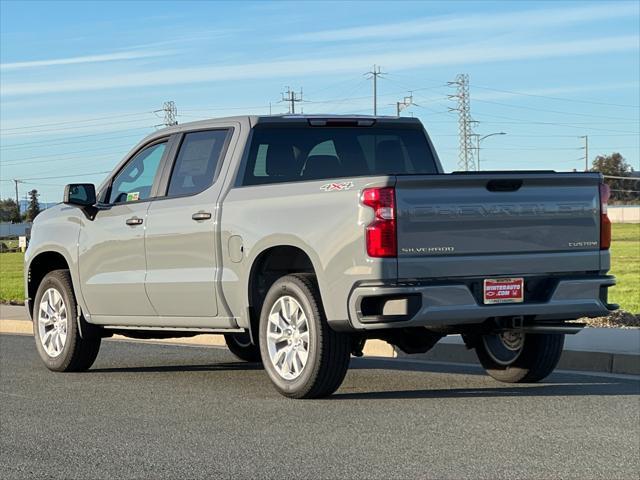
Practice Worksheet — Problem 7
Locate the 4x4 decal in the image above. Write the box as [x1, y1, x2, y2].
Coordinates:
[320, 181, 354, 192]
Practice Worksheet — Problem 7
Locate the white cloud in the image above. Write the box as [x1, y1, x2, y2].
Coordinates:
[0, 49, 175, 71]
[285, 3, 639, 42]
[1, 35, 638, 97]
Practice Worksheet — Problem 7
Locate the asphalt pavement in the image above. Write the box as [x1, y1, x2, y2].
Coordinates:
[1, 333, 638, 479]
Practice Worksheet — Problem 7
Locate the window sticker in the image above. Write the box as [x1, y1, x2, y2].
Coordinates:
[126, 192, 140, 202]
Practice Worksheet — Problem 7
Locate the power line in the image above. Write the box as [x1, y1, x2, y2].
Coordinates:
[0, 117, 158, 137]
[469, 84, 640, 109]
[472, 98, 638, 122]
[472, 111, 640, 134]
[0, 128, 153, 150]
[1, 152, 128, 171]
[1, 142, 139, 165]
[0, 111, 154, 132]
[12, 171, 111, 181]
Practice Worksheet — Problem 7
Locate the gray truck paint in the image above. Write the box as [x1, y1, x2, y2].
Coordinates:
[25, 115, 614, 334]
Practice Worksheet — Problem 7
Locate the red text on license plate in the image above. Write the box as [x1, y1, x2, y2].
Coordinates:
[483, 278, 524, 304]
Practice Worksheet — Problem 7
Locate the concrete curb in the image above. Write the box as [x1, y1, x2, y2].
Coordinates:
[406, 329, 640, 376]
[1, 316, 636, 375]
[0, 319, 395, 358]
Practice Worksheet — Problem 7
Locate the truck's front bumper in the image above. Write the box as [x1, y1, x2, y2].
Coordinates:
[343, 275, 616, 331]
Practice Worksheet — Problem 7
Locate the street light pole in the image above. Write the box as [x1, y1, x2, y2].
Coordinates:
[476, 132, 507, 171]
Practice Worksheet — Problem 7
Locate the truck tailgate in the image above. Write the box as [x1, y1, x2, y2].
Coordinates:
[395, 172, 603, 279]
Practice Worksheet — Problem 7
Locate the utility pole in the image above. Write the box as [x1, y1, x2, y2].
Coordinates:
[366, 65, 385, 116]
[281, 87, 303, 114]
[13, 179, 22, 216]
[580, 135, 589, 171]
[448, 74, 477, 171]
[396, 93, 414, 116]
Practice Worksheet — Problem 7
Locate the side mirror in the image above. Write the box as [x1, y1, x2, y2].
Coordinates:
[64, 183, 96, 207]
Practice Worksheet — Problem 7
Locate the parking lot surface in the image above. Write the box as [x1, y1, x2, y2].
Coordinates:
[1, 334, 638, 479]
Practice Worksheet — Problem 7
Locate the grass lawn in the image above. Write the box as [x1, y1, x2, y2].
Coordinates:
[608, 224, 640, 314]
[1, 224, 638, 312]
[0, 252, 25, 303]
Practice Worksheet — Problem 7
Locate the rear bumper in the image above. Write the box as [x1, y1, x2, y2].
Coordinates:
[342, 275, 616, 331]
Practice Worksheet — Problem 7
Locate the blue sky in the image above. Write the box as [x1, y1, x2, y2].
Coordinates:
[1, 0, 639, 202]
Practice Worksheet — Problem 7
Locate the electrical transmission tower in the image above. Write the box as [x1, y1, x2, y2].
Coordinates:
[365, 65, 386, 116]
[163, 101, 178, 126]
[448, 74, 477, 171]
[281, 87, 303, 114]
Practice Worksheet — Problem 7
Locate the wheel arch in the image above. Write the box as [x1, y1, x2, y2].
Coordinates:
[26, 249, 77, 320]
[245, 243, 322, 341]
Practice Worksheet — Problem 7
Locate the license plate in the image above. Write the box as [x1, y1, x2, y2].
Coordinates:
[483, 278, 524, 304]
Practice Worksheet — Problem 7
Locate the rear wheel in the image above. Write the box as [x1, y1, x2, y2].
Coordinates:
[33, 270, 101, 372]
[475, 331, 564, 383]
[224, 332, 261, 362]
[258, 274, 351, 399]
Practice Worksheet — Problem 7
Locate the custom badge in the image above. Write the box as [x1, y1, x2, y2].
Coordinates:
[320, 181, 354, 192]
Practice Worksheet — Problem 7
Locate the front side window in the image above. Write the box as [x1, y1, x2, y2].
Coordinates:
[109, 142, 166, 204]
[166, 129, 230, 197]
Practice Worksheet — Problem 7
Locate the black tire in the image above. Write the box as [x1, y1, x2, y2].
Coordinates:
[258, 274, 350, 399]
[475, 332, 564, 383]
[32, 269, 101, 372]
[224, 332, 262, 363]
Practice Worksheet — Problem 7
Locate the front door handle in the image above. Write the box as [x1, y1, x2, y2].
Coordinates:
[192, 211, 212, 221]
[126, 216, 143, 226]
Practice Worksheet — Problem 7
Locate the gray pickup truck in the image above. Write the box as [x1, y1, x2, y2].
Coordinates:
[25, 115, 616, 398]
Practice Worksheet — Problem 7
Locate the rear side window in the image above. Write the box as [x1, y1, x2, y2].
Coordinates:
[242, 126, 436, 186]
[167, 129, 230, 197]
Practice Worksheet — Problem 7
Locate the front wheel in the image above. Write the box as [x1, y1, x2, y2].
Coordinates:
[258, 274, 351, 399]
[33, 269, 101, 372]
[475, 331, 564, 383]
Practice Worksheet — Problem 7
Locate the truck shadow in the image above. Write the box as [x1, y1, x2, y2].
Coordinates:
[90, 362, 264, 373]
[334, 356, 640, 399]
[333, 381, 639, 400]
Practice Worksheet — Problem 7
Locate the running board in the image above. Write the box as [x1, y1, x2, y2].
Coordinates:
[102, 325, 245, 334]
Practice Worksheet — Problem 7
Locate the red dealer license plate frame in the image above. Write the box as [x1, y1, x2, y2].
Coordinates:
[483, 278, 524, 304]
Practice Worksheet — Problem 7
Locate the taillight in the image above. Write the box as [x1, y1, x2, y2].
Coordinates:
[362, 187, 396, 257]
[599, 183, 611, 250]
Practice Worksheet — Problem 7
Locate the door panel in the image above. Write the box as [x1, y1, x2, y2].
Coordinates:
[145, 196, 218, 316]
[144, 128, 232, 319]
[78, 202, 154, 316]
[78, 139, 169, 317]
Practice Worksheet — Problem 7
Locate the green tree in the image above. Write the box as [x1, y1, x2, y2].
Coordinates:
[26, 189, 41, 221]
[0, 198, 21, 223]
[590, 152, 637, 203]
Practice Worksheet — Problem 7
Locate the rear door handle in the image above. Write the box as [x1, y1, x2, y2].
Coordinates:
[192, 211, 212, 221]
[126, 216, 143, 226]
